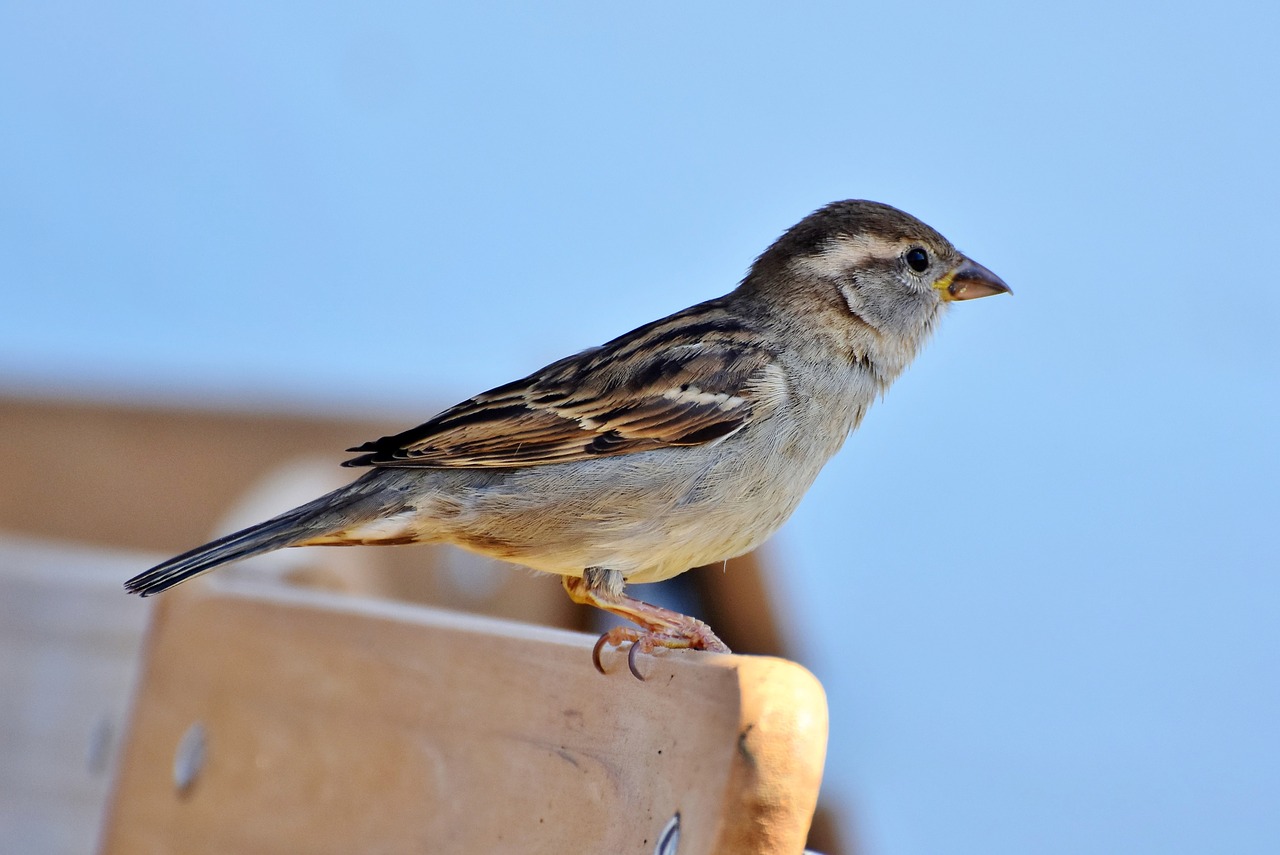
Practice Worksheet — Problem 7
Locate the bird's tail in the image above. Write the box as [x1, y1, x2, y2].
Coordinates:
[124, 475, 397, 597]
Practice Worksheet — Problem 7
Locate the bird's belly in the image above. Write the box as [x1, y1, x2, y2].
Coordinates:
[426, 424, 837, 583]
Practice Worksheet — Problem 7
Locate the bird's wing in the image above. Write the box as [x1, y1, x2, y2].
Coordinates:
[344, 302, 784, 469]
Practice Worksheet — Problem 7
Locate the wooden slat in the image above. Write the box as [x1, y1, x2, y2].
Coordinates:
[101, 577, 827, 854]
[0, 535, 154, 855]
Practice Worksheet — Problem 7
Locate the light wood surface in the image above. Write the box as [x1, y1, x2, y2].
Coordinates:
[0, 535, 155, 855]
[101, 577, 828, 854]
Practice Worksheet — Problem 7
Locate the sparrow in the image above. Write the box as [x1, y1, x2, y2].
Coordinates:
[125, 200, 1010, 678]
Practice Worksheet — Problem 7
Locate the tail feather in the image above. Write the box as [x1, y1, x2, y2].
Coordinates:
[124, 510, 317, 596]
[125, 475, 399, 597]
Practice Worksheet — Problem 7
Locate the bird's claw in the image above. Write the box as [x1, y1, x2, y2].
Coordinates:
[592, 626, 650, 678]
[592, 623, 730, 680]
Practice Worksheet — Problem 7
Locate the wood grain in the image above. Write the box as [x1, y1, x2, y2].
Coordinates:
[101, 577, 827, 854]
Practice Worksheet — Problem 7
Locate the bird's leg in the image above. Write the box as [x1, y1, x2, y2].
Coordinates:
[563, 567, 730, 679]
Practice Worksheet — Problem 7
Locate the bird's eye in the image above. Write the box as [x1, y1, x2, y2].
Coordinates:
[905, 247, 930, 273]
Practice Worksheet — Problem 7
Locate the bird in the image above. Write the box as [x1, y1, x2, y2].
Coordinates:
[125, 199, 1010, 678]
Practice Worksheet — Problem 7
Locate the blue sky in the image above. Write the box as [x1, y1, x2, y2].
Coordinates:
[3, 2, 1278, 853]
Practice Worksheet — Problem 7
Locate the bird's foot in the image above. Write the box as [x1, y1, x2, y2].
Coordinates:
[592, 620, 730, 680]
[565, 568, 730, 678]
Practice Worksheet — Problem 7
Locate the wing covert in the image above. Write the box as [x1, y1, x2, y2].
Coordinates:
[344, 301, 782, 469]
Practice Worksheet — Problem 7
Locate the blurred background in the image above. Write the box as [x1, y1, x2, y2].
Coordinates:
[2, 2, 1278, 853]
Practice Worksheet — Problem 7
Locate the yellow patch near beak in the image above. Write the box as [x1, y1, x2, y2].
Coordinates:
[936, 258, 1011, 302]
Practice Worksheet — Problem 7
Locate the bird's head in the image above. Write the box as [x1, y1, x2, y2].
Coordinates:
[740, 200, 1010, 345]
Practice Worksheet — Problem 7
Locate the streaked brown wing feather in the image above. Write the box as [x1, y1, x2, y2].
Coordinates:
[344, 300, 780, 469]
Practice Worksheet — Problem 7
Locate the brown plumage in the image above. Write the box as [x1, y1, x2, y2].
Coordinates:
[343, 300, 776, 468]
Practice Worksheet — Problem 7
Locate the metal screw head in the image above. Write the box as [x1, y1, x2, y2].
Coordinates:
[173, 722, 207, 794]
[654, 812, 680, 855]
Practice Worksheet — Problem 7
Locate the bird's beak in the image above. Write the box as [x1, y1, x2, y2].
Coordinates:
[936, 258, 1012, 302]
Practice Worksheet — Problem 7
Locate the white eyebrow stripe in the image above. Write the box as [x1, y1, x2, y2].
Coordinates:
[790, 233, 899, 279]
